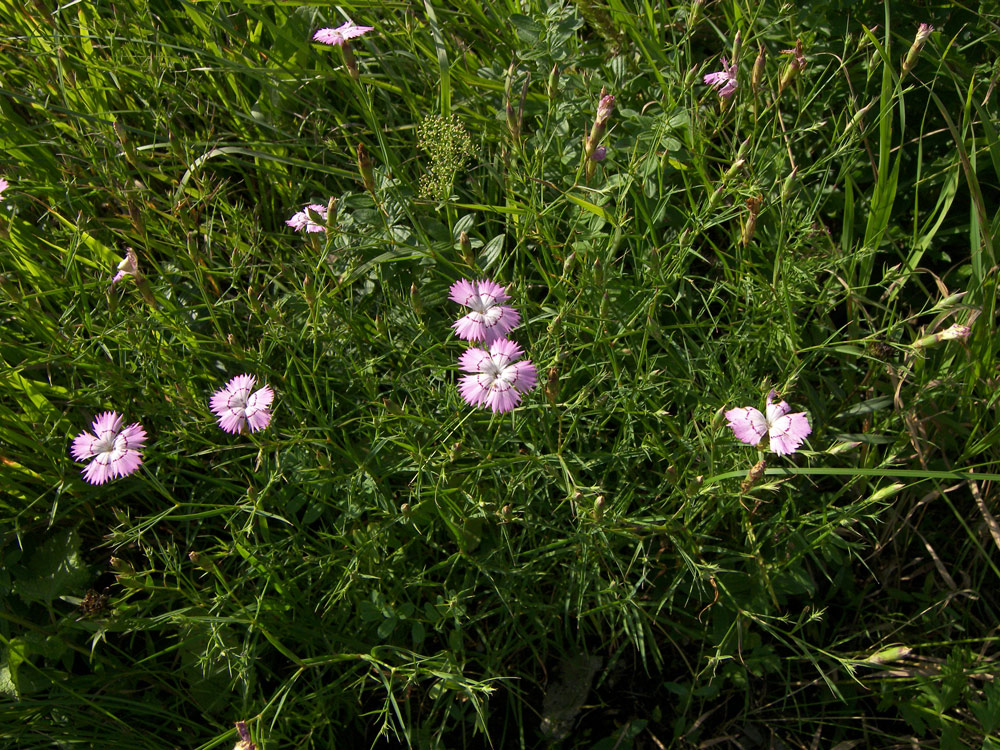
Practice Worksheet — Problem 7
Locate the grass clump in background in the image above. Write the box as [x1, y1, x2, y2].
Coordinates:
[0, 0, 998, 747]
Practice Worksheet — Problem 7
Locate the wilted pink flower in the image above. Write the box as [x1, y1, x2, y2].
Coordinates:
[313, 20, 373, 46]
[286, 203, 328, 233]
[591, 145, 607, 162]
[594, 94, 615, 130]
[112, 248, 139, 284]
[704, 57, 738, 98]
[725, 390, 811, 456]
[210, 374, 274, 434]
[71, 411, 147, 485]
[913, 322, 971, 349]
[458, 338, 537, 413]
[450, 278, 521, 344]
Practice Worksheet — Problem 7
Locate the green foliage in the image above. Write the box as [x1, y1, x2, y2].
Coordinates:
[0, 0, 998, 748]
[417, 114, 476, 202]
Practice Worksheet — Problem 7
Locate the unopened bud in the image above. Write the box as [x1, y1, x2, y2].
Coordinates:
[325, 196, 339, 231]
[357, 142, 375, 195]
[781, 166, 799, 203]
[562, 251, 576, 278]
[547, 314, 562, 336]
[901, 24, 933, 79]
[109, 556, 135, 576]
[544, 366, 559, 404]
[751, 44, 766, 93]
[410, 282, 422, 316]
[593, 495, 605, 520]
[500, 504, 513, 523]
[547, 63, 559, 101]
[400, 503, 411, 518]
[459, 231, 474, 266]
[505, 63, 520, 142]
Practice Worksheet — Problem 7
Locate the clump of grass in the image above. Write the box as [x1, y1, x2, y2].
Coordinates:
[0, 1, 998, 749]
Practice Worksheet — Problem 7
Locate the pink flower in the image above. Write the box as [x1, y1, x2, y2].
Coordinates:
[313, 20, 373, 46]
[286, 203, 328, 233]
[210, 374, 274, 434]
[458, 338, 538, 413]
[0, 178, 8, 200]
[704, 57, 738, 98]
[70, 411, 147, 485]
[450, 278, 521, 344]
[112, 248, 139, 284]
[725, 390, 811, 456]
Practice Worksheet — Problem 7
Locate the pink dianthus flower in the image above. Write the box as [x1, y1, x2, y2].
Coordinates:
[458, 338, 537, 414]
[313, 20, 373, 46]
[725, 390, 811, 456]
[704, 57, 738, 98]
[0, 178, 8, 200]
[210, 374, 274, 434]
[450, 278, 521, 344]
[71, 411, 147, 485]
[286, 203, 328, 233]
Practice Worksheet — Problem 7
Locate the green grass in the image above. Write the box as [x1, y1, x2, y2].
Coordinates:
[1, 0, 999, 747]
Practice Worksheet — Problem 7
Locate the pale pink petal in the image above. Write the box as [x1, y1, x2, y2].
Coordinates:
[119, 423, 147, 450]
[83, 454, 114, 485]
[92, 411, 123, 436]
[459, 374, 489, 407]
[507, 361, 537, 391]
[768, 412, 811, 455]
[0, 178, 8, 199]
[765, 391, 791, 422]
[71, 432, 98, 461]
[452, 315, 489, 342]
[458, 347, 492, 373]
[489, 337, 523, 360]
[245, 409, 272, 433]
[486, 381, 521, 413]
[448, 279, 478, 305]
[725, 407, 768, 446]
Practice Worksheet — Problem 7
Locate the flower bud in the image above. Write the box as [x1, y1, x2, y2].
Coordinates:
[547, 63, 559, 101]
[505, 63, 520, 142]
[410, 282, 422, 316]
[357, 142, 375, 195]
[325, 196, 339, 232]
[781, 166, 799, 204]
[751, 44, 766, 93]
[459, 230, 474, 266]
[901, 23, 933, 79]
[593, 495, 605, 520]
[544, 366, 559, 404]
[561, 251, 576, 279]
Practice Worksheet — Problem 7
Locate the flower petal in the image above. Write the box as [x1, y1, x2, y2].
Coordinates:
[725, 407, 768, 446]
[768, 412, 811, 455]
